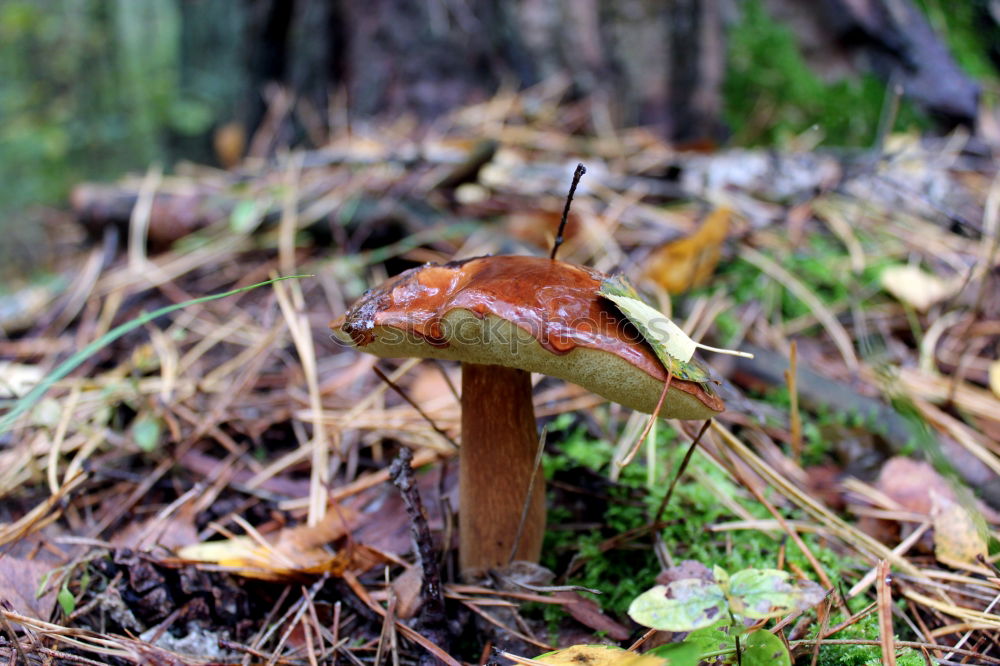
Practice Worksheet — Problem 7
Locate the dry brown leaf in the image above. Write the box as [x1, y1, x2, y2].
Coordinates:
[391, 565, 424, 619]
[505, 209, 582, 251]
[0, 556, 59, 621]
[880, 265, 955, 312]
[877, 457, 951, 516]
[176, 505, 386, 580]
[989, 359, 1000, 399]
[643, 207, 730, 293]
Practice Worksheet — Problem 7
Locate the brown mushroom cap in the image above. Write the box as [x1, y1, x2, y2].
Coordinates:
[332, 255, 724, 419]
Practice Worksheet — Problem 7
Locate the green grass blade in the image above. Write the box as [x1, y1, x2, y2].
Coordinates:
[0, 275, 311, 435]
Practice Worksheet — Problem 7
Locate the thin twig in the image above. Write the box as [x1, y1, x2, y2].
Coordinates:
[550, 163, 586, 260]
[389, 447, 451, 662]
[0, 605, 26, 666]
[342, 572, 461, 666]
[373, 366, 458, 449]
[785, 339, 802, 460]
[618, 371, 672, 468]
[653, 419, 711, 525]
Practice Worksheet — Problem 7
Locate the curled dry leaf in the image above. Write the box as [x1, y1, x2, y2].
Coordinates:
[177, 505, 386, 580]
[876, 457, 953, 516]
[643, 207, 730, 294]
[931, 490, 988, 568]
[554, 591, 633, 642]
[0, 556, 59, 621]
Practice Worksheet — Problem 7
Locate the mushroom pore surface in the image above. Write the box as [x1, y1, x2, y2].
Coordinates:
[333, 255, 724, 419]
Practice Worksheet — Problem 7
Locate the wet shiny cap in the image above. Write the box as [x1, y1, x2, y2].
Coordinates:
[331, 255, 724, 419]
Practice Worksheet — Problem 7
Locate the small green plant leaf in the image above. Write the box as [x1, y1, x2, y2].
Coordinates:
[713, 565, 730, 589]
[645, 640, 701, 666]
[57, 583, 75, 616]
[685, 624, 733, 654]
[628, 580, 728, 632]
[36, 569, 53, 598]
[726, 568, 825, 620]
[131, 414, 162, 452]
[598, 275, 751, 383]
[741, 629, 791, 666]
[229, 198, 266, 233]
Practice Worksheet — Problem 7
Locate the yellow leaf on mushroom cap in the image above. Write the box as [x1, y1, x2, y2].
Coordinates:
[598, 274, 753, 375]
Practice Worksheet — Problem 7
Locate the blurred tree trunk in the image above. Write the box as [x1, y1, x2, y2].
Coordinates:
[238, 0, 728, 145]
[236, 0, 977, 148]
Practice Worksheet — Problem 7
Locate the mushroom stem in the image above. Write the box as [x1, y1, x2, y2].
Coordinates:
[459, 363, 545, 578]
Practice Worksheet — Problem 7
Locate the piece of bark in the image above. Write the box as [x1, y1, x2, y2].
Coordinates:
[70, 184, 224, 247]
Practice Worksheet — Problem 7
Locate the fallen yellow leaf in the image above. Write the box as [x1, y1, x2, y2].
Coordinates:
[503, 645, 668, 666]
[931, 491, 987, 569]
[644, 207, 730, 293]
[989, 359, 1000, 399]
[176, 505, 386, 580]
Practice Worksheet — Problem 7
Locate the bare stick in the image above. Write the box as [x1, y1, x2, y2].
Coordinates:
[550, 163, 587, 260]
[653, 419, 711, 525]
[389, 447, 451, 661]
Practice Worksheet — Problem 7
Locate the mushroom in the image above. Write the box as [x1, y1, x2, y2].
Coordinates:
[331, 255, 724, 578]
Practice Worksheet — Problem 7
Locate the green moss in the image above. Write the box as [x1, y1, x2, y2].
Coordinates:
[711, 232, 894, 326]
[814, 613, 924, 666]
[542, 420, 849, 617]
[724, 0, 930, 147]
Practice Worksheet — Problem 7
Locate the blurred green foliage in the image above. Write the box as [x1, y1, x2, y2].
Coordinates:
[712, 233, 894, 323]
[916, 0, 1000, 81]
[724, 0, 933, 147]
[2, 1, 175, 210]
[0, 0, 243, 249]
